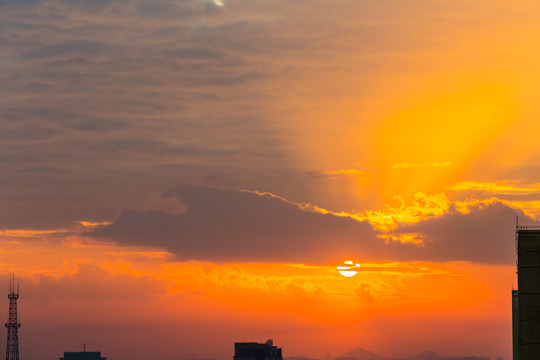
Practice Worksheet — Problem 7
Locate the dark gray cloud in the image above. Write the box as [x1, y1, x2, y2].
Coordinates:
[22, 40, 116, 60]
[87, 185, 380, 263]
[87, 185, 527, 264]
[0, 0, 285, 227]
[391, 201, 535, 264]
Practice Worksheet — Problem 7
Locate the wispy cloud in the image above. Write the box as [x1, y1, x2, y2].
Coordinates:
[449, 180, 540, 194]
[321, 169, 369, 176]
[392, 161, 452, 169]
[377, 233, 426, 245]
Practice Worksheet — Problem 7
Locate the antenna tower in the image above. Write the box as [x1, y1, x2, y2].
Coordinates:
[5, 275, 20, 360]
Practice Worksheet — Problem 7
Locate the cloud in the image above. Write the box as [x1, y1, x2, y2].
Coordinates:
[7, 264, 166, 301]
[354, 192, 451, 231]
[446, 181, 540, 219]
[449, 180, 540, 195]
[321, 169, 369, 176]
[390, 200, 535, 264]
[86, 185, 380, 263]
[377, 232, 425, 245]
[392, 161, 452, 169]
[86, 185, 528, 264]
[22, 40, 116, 61]
[1, 0, 538, 252]
[0, 0, 295, 229]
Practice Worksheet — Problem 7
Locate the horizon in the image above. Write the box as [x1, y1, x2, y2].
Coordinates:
[2, 0, 539, 359]
[10, 332, 498, 360]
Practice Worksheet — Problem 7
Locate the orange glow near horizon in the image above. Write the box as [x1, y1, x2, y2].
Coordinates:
[0, 235, 514, 321]
[0, 218, 517, 359]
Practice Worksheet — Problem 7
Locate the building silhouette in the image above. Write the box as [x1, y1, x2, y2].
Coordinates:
[234, 339, 282, 360]
[516, 228, 540, 360]
[512, 288, 518, 360]
[59, 347, 106, 360]
[5, 275, 21, 360]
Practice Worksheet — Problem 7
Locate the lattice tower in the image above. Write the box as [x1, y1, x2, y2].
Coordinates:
[5, 276, 20, 360]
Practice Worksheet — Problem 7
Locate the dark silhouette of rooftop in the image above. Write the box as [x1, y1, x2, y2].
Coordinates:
[59, 347, 106, 360]
[60, 353, 105, 360]
[234, 339, 282, 360]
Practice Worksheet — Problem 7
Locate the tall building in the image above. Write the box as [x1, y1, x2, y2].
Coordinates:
[234, 339, 282, 360]
[512, 289, 519, 360]
[5, 275, 21, 360]
[516, 228, 540, 360]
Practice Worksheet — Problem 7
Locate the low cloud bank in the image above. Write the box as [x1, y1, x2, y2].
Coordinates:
[86, 185, 529, 265]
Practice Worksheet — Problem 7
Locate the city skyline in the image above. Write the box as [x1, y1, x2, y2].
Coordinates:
[1, 0, 540, 359]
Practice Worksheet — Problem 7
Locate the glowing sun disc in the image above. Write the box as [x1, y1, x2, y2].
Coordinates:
[337, 260, 360, 277]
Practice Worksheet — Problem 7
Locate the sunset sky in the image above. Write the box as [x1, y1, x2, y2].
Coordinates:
[1, 1, 540, 359]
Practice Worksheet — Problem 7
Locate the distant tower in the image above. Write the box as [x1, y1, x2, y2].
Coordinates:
[5, 275, 20, 360]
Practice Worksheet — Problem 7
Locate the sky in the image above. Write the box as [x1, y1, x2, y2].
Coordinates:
[1, 0, 540, 359]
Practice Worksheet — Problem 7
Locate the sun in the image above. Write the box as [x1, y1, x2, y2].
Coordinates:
[337, 260, 360, 277]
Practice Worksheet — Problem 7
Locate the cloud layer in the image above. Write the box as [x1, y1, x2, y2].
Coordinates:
[87, 185, 528, 264]
[88, 185, 378, 263]
[3, 0, 536, 228]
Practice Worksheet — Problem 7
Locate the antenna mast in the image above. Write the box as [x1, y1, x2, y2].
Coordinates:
[5, 274, 21, 360]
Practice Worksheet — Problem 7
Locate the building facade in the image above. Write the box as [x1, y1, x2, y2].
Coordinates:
[234, 339, 282, 360]
[516, 229, 540, 360]
[513, 289, 519, 360]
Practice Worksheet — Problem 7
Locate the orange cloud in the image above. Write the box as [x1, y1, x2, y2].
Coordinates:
[0, 229, 69, 238]
[449, 180, 540, 194]
[377, 233, 425, 245]
[392, 161, 452, 169]
[80, 221, 112, 227]
[351, 193, 451, 231]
